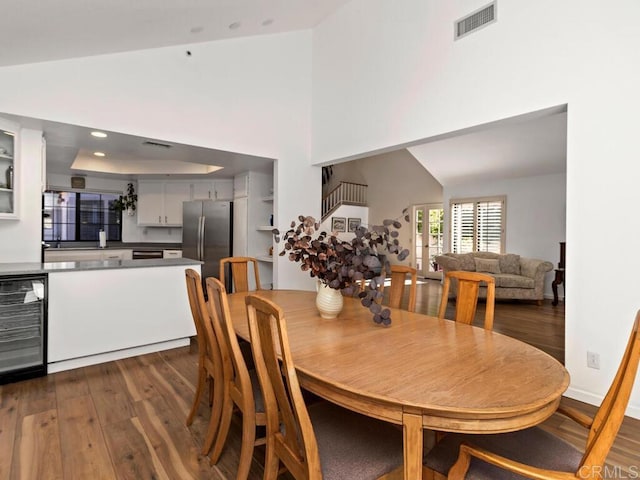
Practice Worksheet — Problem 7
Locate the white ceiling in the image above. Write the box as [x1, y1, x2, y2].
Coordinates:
[408, 109, 567, 186]
[1, 1, 567, 184]
[0, 0, 352, 67]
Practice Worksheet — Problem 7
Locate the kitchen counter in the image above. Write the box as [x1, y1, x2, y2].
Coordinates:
[0, 258, 199, 276]
[46, 242, 182, 250]
[0, 258, 201, 375]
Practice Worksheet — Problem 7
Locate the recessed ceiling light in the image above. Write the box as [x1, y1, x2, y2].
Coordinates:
[229, 21, 241, 30]
[262, 19, 274, 26]
[94, 152, 105, 157]
[91, 131, 107, 138]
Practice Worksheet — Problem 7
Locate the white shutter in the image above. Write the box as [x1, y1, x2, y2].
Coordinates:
[476, 200, 503, 253]
[451, 202, 474, 253]
[450, 197, 505, 254]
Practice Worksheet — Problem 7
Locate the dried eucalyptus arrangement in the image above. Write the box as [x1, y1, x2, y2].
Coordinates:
[272, 210, 411, 325]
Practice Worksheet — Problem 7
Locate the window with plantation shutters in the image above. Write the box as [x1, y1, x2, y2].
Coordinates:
[450, 196, 505, 254]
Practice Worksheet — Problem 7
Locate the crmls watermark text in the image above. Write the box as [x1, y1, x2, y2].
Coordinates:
[579, 466, 640, 479]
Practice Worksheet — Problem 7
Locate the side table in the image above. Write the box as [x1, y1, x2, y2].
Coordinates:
[552, 268, 565, 306]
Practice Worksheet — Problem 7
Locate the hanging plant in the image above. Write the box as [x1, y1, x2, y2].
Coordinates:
[111, 183, 138, 215]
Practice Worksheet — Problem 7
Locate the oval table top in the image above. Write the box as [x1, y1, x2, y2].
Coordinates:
[227, 289, 570, 479]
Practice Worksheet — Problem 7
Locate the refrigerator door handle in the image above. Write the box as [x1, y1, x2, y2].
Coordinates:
[196, 215, 202, 260]
[199, 215, 206, 261]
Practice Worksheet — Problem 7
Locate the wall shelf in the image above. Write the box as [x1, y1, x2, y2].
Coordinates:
[256, 225, 273, 231]
[256, 255, 273, 263]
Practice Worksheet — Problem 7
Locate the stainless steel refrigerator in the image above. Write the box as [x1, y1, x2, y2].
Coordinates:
[182, 200, 233, 291]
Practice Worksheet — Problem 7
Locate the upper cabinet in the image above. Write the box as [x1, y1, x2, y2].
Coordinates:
[0, 120, 18, 220]
[137, 180, 191, 226]
[191, 179, 233, 201]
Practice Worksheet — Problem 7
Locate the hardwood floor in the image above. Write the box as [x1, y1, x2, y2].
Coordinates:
[0, 281, 637, 479]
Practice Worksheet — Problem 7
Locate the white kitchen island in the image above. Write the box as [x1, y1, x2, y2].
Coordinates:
[0, 258, 201, 373]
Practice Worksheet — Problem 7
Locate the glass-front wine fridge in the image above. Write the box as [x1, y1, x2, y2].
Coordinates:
[0, 274, 47, 384]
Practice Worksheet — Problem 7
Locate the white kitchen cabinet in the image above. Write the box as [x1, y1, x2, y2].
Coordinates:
[191, 179, 233, 201]
[101, 249, 133, 260]
[0, 119, 18, 220]
[137, 180, 191, 226]
[44, 249, 133, 262]
[234, 173, 249, 198]
[47, 264, 196, 372]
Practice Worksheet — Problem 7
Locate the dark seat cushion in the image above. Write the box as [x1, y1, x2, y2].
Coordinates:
[424, 427, 583, 479]
[309, 401, 404, 480]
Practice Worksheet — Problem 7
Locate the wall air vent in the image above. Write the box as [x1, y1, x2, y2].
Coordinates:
[455, 1, 496, 40]
[142, 140, 172, 148]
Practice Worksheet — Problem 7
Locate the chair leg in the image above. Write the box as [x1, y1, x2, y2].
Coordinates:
[235, 413, 257, 480]
[208, 392, 234, 462]
[203, 380, 228, 456]
[263, 436, 280, 480]
[186, 368, 206, 426]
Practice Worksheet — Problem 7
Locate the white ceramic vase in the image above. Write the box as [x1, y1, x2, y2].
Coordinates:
[315, 282, 344, 319]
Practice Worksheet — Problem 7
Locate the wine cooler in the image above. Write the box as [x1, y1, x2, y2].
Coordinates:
[0, 274, 47, 384]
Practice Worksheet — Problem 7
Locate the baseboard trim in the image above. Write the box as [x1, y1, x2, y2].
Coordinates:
[47, 337, 191, 373]
[565, 387, 640, 420]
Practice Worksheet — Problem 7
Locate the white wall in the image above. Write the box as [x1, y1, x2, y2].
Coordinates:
[0, 31, 318, 287]
[444, 173, 566, 298]
[312, 0, 640, 416]
[46, 173, 182, 243]
[0, 127, 44, 263]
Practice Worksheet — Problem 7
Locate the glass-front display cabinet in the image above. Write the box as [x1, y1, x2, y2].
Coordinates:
[0, 122, 17, 219]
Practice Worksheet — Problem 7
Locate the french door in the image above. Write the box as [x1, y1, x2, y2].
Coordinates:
[413, 204, 444, 279]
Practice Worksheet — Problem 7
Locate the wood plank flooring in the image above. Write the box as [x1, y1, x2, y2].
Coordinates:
[0, 280, 638, 479]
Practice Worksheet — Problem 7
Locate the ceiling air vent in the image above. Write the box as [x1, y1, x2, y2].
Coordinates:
[142, 140, 172, 149]
[455, 1, 496, 40]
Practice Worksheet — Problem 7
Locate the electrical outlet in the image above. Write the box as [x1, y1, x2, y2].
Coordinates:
[587, 351, 600, 370]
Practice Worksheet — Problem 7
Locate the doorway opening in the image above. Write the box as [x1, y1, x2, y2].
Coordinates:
[413, 204, 444, 280]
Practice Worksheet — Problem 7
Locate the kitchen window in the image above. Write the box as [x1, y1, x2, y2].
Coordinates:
[43, 191, 122, 242]
[450, 196, 505, 254]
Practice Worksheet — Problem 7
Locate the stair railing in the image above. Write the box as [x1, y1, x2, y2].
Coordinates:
[322, 182, 368, 221]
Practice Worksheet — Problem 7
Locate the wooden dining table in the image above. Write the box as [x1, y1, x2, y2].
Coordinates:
[227, 290, 570, 480]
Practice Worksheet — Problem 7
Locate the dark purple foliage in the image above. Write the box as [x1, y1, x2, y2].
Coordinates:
[274, 209, 410, 325]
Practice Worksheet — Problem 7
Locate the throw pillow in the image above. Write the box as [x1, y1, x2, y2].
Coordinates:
[457, 253, 476, 271]
[499, 253, 521, 275]
[474, 258, 501, 274]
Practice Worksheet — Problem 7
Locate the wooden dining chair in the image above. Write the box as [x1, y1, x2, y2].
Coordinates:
[184, 268, 225, 455]
[438, 270, 495, 330]
[244, 293, 404, 480]
[423, 310, 640, 480]
[205, 277, 266, 480]
[387, 265, 417, 312]
[220, 256, 262, 293]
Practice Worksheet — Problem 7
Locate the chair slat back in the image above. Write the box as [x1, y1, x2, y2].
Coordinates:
[581, 312, 640, 469]
[185, 269, 222, 368]
[245, 294, 323, 480]
[438, 270, 495, 330]
[220, 256, 262, 293]
[387, 265, 418, 312]
[206, 277, 254, 410]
